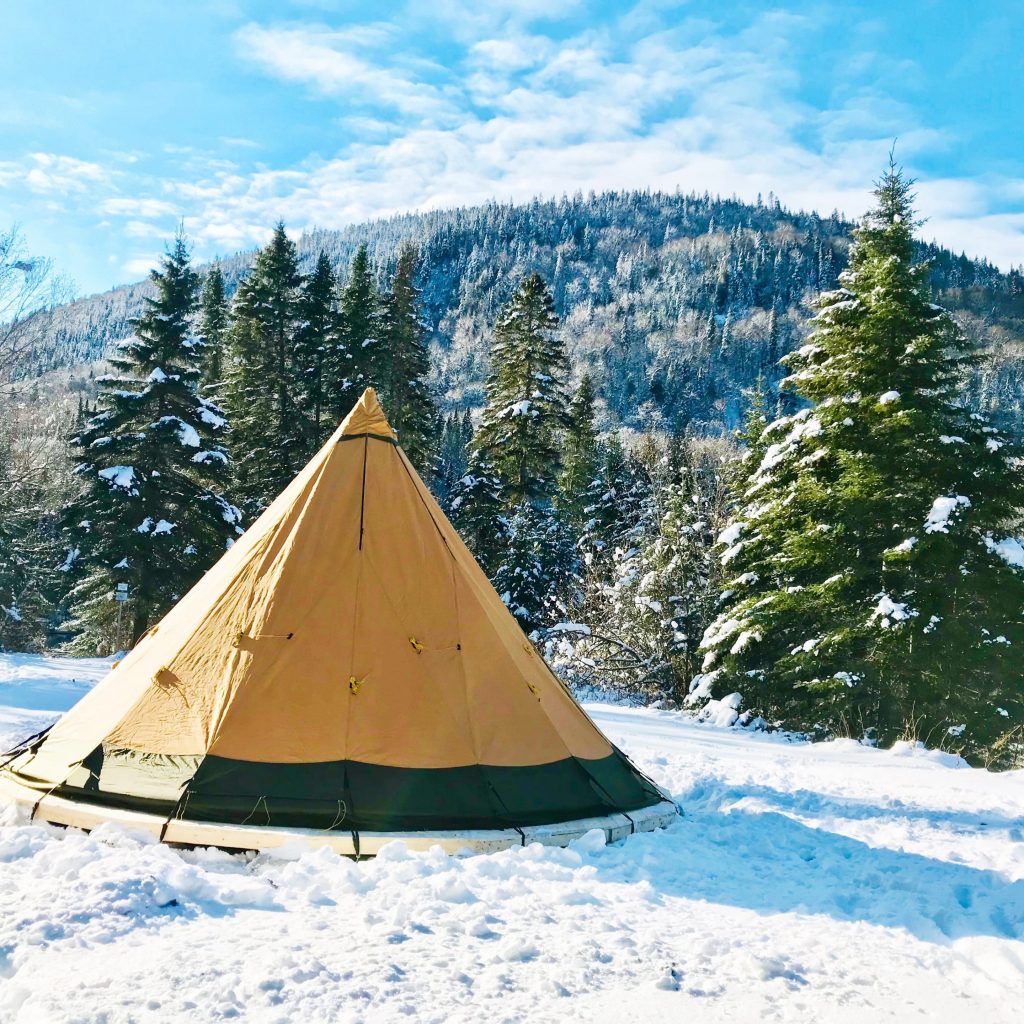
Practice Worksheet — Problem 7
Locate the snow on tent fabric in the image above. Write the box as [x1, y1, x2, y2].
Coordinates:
[0, 389, 673, 854]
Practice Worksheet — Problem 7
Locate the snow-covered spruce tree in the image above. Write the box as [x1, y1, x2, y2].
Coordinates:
[558, 373, 600, 532]
[449, 457, 509, 578]
[735, 373, 771, 470]
[470, 273, 570, 504]
[224, 224, 307, 515]
[336, 244, 381, 408]
[294, 251, 339, 451]
[578, 433, 649, 566]
[492, 501, 578, 634]
[696, 164, 1024, 764]
[0, 402, 68, 650]
[378, 244, 437, 472]
[64, 238, 240, 652]
[199, 265, 230, 390]
[435, 411, 471, 508]
[601, 457, 728, 701]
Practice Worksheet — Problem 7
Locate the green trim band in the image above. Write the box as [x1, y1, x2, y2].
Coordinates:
[47, 750, 664, 832]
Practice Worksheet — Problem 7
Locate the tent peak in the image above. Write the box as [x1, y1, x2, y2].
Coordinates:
[338, 387, 396, 440]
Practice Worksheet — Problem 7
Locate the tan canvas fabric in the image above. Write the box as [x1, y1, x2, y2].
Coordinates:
[14, 389, 614, 789]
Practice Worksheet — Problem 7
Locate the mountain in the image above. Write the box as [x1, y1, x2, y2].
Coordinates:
[20, 190, 1024, 433]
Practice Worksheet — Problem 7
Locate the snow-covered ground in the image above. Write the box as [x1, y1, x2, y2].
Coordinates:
[1, 655, 1022, 1022]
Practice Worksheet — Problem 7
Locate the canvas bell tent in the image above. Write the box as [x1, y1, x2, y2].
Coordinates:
[0, 389, 674, 854]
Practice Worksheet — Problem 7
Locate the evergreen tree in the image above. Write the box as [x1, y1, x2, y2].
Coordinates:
[450, 456, 509, 577]
[65, 238, 240, 651]
[336, 244, 381, 407]
[0, 406, 66, 651]
[435, 410, 471, 507]
[559, 373, 600, 531]
[579, 433, 648, 564]
[601, 465, 726, 700]
[199, 266, 230, 390]
[379, 244, 437, 470]
[729, 373, 772, 490]
[697, 164, 1024, 764]
[492, 501, 578, 634]
[224, 223, 306, 514]
[471, 273, 570, 504]
[294, 251, 339, 450]
[0, 521, 54, 650]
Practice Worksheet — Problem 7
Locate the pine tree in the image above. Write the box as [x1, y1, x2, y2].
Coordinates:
[492, 501, 578, 634]
[65, 238, 240, 651]
[199, 266, 230, 390]
[559, 373, 600, 531]
[450, 456, 509, 577]
[579, 433, 648, 564]
[294, 251, 338, 450]
[729, 373, 772, 489]
[224, 223, 306, 514]
[697, 163, 1024, 764]
[435, 411, 471, 507]
[0, 522, 54, 650]
[336, 244, 381, 406]
[471, 273, 570, 504]
[601, 463, 727, 701]
[378, 244, 437, 470]
[0, 406, 65, 651]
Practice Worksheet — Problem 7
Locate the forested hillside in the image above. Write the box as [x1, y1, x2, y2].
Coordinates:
[21, 190, 1024, 432]
[5, 178, 1024, 766]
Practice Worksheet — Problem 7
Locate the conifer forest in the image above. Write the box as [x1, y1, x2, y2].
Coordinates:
[2, 172, 1024, 767]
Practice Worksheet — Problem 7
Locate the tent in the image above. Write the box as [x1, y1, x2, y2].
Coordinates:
[0, 389, 674, 854]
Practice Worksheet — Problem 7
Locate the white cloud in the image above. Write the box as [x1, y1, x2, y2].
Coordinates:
[24, 153, 110, 194]
[123, 219, 170, 239]
[159, 8, 1024, 271]
[8, 4, 1022, 281]
[234, 23, 454, 119]
[122, 255, 160, 277]
[101, 197, 179, 219]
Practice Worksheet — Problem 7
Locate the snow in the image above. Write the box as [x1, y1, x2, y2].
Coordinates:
[156, 416, 201, 448]
[925, 494, 971, 534]
[135, 518, 176, 536]
[887, 536, 917, 555]
[757, 412, 823, 474]
[877, 390, 900, 405]
[984, 535, 1024, 569]
[729, 629, 761, 654]
[717, 522, 743, 547]
[502, 400, 534, 418]
[869, 593, 917, 628]
[198, 404, 227, 429]
[1, 654, 1024, 1022]
[720, 541, 745, 565]
[97, 465, 136, 490]
[192, 449, 228, 465]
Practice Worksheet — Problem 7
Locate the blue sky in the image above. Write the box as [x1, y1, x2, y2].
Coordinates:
[2, 0, 1021, 295]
